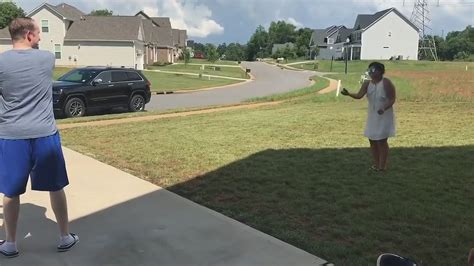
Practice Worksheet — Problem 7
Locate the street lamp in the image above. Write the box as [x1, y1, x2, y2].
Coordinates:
[344, 38, 350, 74]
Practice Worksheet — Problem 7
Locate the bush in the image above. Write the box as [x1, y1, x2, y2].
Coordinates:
[152, 61, 172, 67]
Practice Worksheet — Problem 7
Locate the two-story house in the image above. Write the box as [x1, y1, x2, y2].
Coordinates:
[309, 8, 419, 61]
[346, 8, 419, 60]
[309, 25, 352, 60]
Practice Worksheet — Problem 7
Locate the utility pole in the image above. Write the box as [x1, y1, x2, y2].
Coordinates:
[411, 0, 439, 60]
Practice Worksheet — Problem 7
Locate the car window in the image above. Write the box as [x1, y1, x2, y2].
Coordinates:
[58, 69, 99, 83]
[95, 71, 112, 83]
[111, 71, 129, 82]
[126, 71, 142, 81]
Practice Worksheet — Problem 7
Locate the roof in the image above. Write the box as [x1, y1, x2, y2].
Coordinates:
[310, 26, 352, 46]
[28, 3, 85, 21]
[155, 27, 174, 47]
[151, 17, 171, 28]
[310, 29, 327, 46]
[172, 29, 187, 47]
[179, 30, 187, 47]
[64, 16, 143, 41]
[172, 29, 180, 46]
[336, 27, 353, 43]
[53, 3, 85, 21]
[354, 8, 418, 32]
[142, 19, 157, 43]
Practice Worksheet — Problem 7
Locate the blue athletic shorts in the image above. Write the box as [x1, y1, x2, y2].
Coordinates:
[0, 131, 69, 197]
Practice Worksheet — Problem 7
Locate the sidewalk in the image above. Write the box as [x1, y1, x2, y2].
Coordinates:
[1, 147, 328, 265]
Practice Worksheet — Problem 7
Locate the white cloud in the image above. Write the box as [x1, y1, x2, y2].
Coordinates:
[285, 17, 303, 28]
[157, 0, 224, 38]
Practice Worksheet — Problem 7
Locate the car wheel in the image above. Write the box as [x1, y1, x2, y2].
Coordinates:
[64, 97, 86, 118]
[129, 94, 145, 112]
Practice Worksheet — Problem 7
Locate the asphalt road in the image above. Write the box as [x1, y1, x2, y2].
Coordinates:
[146, 62, 317, 111]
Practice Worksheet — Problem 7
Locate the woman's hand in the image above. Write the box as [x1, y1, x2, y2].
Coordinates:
[377, 109, 384, 115]
[341, 88, 349, 96]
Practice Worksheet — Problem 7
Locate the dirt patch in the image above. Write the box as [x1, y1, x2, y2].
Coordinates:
[58, 101, 283, 130]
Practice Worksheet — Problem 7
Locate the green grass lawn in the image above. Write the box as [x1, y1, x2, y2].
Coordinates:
[246, 75, 330, 103]
[291, 60, 474, 73]
[142, 71, 242, 92]
[176, 59, 241, 65]
[147, 64, 249, 79]
[60, 98, 473, 265]
[59, 61, 473, 265]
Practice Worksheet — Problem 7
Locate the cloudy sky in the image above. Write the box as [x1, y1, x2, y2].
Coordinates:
[13, 0, 474, 44]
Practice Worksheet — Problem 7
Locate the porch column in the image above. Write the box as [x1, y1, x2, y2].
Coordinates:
[350, 46, 353, 61]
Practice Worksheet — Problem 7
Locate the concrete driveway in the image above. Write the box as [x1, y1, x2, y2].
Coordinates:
[1, 148, 328, 265]
[147, 62, 316, 111]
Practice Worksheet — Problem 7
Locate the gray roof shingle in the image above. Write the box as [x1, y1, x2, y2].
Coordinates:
[311, 26, 352, 46]
[179, 30, 187, 47]
[64, 16, 143, 41]
[353, 8, 418, 31]
[155, 27, 173, 47]
[53, 3, 85, 21]
[151, 17, 171, 28]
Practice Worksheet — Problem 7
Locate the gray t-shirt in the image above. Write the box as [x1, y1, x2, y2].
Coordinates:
[0, 49, 57, 139]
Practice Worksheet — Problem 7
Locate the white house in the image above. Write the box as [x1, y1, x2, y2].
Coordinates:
[346, 8, 419, 60]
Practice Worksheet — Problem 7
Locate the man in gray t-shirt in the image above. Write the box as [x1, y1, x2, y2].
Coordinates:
[0, 18, 78, 258]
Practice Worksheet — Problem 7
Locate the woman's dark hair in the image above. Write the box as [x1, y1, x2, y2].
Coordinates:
[368, 62, 385, 75]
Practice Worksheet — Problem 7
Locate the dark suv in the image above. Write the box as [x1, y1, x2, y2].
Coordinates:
[53, 67, 152, 118]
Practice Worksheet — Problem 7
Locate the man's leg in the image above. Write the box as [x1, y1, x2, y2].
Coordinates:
[3, 195, 20, 242]
[49, 189, 69, 236]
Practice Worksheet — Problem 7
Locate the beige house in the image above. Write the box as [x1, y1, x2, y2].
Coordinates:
[135, 11, 188, 65]
[0, 3, 187, 69]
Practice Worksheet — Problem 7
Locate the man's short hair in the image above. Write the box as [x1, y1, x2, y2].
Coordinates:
[8, 17, 36, 41]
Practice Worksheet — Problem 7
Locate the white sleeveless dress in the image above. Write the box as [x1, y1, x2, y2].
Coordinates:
[364, 79, 396, 140]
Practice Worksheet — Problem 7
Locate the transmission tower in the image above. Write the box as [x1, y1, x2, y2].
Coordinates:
[410, 0, 439, 61]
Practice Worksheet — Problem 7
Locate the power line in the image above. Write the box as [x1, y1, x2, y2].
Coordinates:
[411, 0, 439, 60]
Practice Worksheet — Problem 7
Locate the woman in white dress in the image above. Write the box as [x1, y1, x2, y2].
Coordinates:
[341, 62, 396, 171]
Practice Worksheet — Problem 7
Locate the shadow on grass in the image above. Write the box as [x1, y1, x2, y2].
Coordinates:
[168, 146, 474, 265]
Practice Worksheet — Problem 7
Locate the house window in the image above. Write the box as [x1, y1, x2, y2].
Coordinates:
[327, 38, 335, 44]
[54, 44, 61, 59]
[41, 20, 49, 33]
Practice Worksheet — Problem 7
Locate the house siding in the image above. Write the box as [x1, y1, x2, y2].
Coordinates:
[62, 41, 136, 68]
[361, 11, 419, 60]
[31, 8, 67, 63]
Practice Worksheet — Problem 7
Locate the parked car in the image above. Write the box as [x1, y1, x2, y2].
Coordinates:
[53, 67, 152, 118]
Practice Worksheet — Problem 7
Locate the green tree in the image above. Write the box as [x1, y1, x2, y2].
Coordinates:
[246, 25, 269, 60]
[268, 21, 297, 45]
[224, 43, 246, 61]
[295, 28, 313, 58]
[183, 48, 191, 67]
[217, 42, 227, 57]
[89, 9, 113, 16]
[205, 43, 219, 63]
[0, 1, 25, 29]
